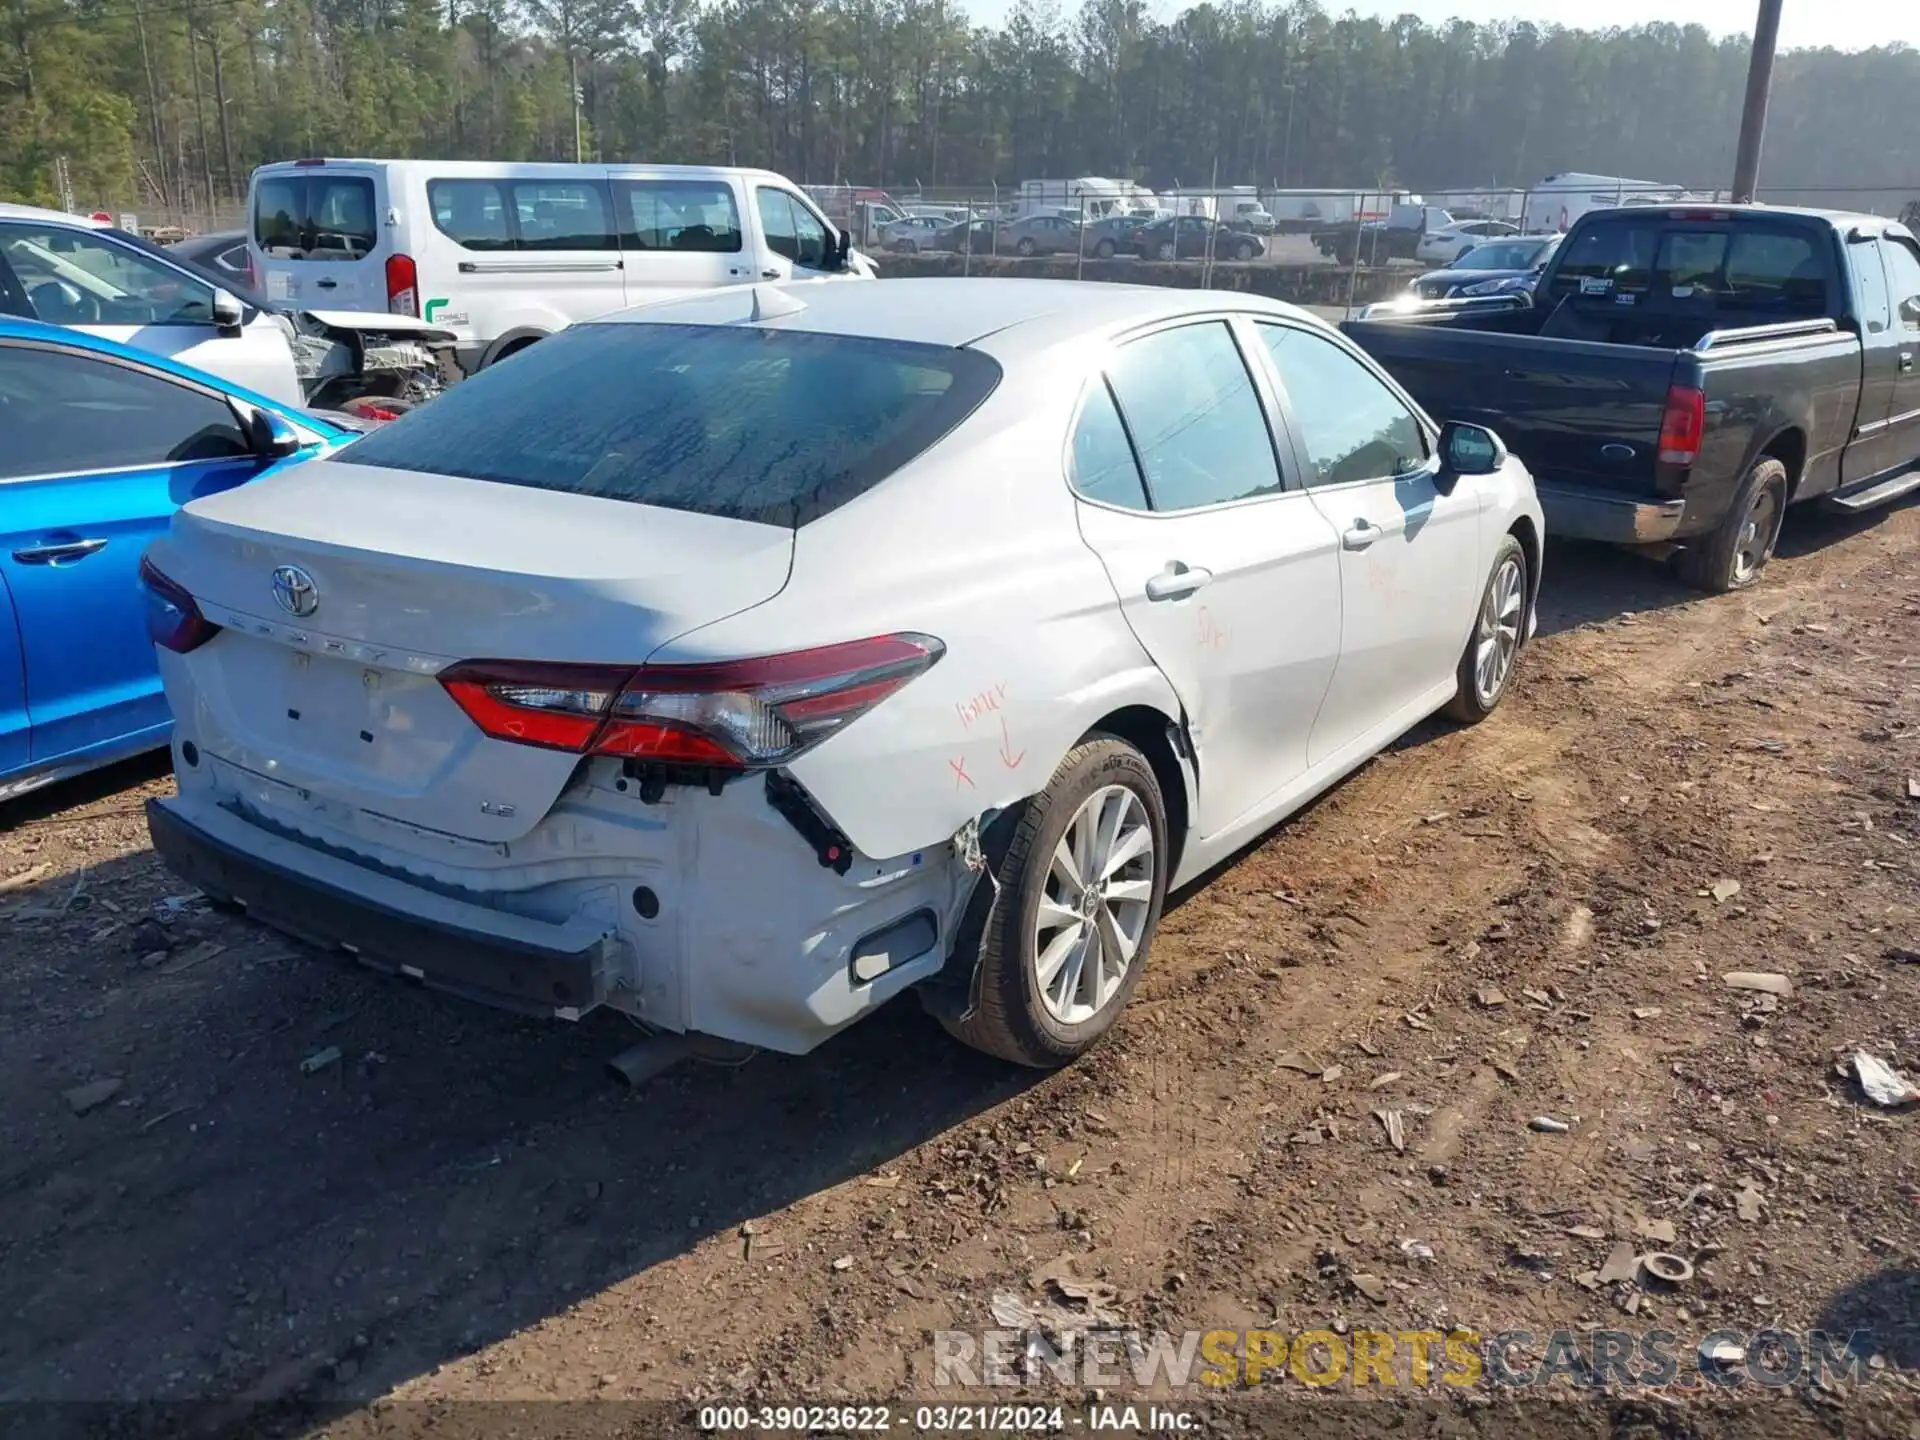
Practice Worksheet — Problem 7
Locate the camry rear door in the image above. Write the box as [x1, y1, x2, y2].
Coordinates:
[1070, 317, 1343, 839]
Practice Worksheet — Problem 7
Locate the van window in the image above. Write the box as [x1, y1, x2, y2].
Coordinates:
[428, 180, 512, 251]
[253, 174, 377, 261]
[427, 177, 614, 252]
[756, 188, 832, 269]
[614, 178, 742, 253]
[512, 181, 614, 250]
[333, 322, 1002, 529]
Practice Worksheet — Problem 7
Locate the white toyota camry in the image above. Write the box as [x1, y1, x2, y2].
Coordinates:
[142, 278, 1543, 1070]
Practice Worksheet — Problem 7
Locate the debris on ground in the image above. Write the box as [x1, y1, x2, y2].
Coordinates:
[1635, 1217, 1677, 1245]
[1475, 987, 1508, 1008]
[63, 1078, 124, 1116]
[1597, 1242, 1640, 1286]
[1275, 1051, 1322, 1074]
[1349, 1273, 1388, 1304]
[299, 1046, 343, 1075]
[1852, 1051, 1918, 1108]
[830, 1254, 855, 1271]
[1374, 1108, 1406, 1152]
[1735, 1184, 1766, 1222]
[1399, 1239, 1434, 1260]
[1708, 878, 1742, 903]
[1641, 1252, 1693, 1285]
[1723, 971, 1793, 997]
[0, 862, 51, 894]
[1529, 1115, 1570, 1133]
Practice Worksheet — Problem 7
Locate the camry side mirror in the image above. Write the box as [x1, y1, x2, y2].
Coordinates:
[212, 289, 245, 335]
[1440, 421, 1507, 477]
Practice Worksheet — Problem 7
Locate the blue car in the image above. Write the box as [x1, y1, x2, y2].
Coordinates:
[0, 319, 351, 802]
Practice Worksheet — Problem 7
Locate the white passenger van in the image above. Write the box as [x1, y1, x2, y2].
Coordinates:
[246, 160, 877, 375]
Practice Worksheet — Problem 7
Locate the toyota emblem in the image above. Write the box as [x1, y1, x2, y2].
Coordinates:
[271, 564, 319, 617]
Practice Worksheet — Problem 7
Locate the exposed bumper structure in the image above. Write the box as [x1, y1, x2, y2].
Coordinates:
[147, 795, 617, 1017]
[1536, 482, 1687, 545]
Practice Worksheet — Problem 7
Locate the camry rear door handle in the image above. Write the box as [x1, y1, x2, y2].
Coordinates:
[13, 537, 109, 565]
[1900, 352, 1915, 372]
[1145, 561, 1212, 601]
[1342, 520, 1380, 551]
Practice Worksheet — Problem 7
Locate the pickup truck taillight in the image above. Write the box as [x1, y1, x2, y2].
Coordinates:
[438, 634, 945, 770]
[1658, 385, 1705, 467]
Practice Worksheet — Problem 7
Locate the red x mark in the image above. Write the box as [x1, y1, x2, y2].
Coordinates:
[949, 755, 976, 790]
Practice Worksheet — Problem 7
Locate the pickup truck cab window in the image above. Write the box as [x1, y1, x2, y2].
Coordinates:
[1883, 238, 1920, 330]
[1256, 323, 1428, 487]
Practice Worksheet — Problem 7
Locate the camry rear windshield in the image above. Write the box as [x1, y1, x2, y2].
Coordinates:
[334, 322, 1002, 528]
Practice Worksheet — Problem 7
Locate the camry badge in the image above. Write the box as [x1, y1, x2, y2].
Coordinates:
[271, 564, 319, 618]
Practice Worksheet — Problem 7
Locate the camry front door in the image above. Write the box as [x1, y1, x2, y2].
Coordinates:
[1251, 321, 1483, 764]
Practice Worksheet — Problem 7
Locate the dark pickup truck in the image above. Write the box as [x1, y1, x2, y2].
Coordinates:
[1343, 205, 1920, 590]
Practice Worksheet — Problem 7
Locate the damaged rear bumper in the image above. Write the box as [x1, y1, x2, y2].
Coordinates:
[146, 795, 617, 1017]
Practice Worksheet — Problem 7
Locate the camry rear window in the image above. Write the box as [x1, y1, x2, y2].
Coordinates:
[334, 322, 1001, 528]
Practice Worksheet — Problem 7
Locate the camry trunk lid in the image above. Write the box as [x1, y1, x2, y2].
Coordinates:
[150, 458, 793, 843]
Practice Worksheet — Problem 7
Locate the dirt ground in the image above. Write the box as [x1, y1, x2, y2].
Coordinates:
[2, 501, 1917, 1439]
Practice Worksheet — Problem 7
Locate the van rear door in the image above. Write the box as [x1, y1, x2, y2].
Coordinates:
[250, 164, 391, 311]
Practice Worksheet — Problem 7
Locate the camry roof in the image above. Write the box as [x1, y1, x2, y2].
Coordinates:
[592, 276, 1313, 349]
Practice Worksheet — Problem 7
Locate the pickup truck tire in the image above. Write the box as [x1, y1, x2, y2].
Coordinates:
[1444, 535, 1529, 725]
[1675, 457, 1788, 593]
[940, 736, 1168, 1069]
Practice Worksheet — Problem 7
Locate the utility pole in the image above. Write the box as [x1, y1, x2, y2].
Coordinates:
[570, 50, 583, 162]
[1729, 0, 1784, 204]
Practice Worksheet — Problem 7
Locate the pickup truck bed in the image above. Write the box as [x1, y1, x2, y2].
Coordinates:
[1342, 205, 1920, 590]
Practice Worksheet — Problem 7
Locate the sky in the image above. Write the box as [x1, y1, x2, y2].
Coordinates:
[961, 0, 1920, 53]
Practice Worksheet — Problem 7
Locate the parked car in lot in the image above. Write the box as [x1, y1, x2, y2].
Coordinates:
[1001, 213, 1082, 256]
[1408, 235, 1561, 301]
[1415, 218, 1521, 267]
[1314, 204, 1451, 266]
[917, 218, 1001, 255]
[1132, 216, 1265, 261]
[248, 159, 875, 375]
[0, 320, 350, 802]
[879, 215, 948, 250]
[1346, 205, 1920, 591]
[168, 229, 250, 278]
[1080, 214, 1149, 258]
[0, 203, 456, 413]
[142, 278, 1540, 1069]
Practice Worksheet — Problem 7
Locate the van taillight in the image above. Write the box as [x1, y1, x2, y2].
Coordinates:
[1658, 385, 1706, 467]
[385, 253, 419, 317]
[245, 250, 259, 293]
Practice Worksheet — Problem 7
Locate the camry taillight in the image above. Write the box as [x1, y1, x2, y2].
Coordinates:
[139, 556, 220, 654]
[437, 634, 944, 770]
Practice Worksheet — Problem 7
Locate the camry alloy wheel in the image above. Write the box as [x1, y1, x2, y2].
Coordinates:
[1032, 784, 1155, 1026]
[1474, 553, 1525, 706]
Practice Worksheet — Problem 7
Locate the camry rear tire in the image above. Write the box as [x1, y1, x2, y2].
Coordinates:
[1444, 533, 1528, 724]
[942, 736, 1168, 1068]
